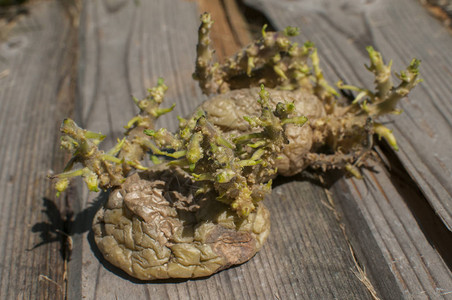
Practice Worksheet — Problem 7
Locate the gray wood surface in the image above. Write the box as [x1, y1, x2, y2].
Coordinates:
[245, 0, 452, 230]
[243, 0, 452, 298]
[0, 1, 78, 299]
[1, 0, 452, 299]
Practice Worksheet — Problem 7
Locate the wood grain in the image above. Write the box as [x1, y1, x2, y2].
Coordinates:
[242, 0, 452, 298]
[197, 0, 251, 60]
[0, 1, 79, 299]
[3, 0, 451, 298]
[422, 0, 452, 29]
[244, 0, 452, 231]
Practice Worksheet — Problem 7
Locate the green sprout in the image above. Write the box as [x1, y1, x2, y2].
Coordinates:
[144, 84, 307, 217]
[51, 12, 421, 213]
[49, 78, 174, 195]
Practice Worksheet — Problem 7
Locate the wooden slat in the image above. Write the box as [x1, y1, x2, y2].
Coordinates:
[67, 0, 377, 298]
[245, 0, 452, 230]
[422, 0, 452, 29]
[0, 1, 78, 299]
[332, 157, 452, 299]
[197, 0, 252, 60]
[242, 0, 452, 298]
[4, 0, 448, 298]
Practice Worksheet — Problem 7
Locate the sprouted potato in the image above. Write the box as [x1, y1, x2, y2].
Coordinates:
[50, 13, 421, 280]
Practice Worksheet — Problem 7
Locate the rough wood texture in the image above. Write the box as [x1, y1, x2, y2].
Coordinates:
[0, 1, 78, 299]
[422, 0, 452, 28]
[243, 0, 452, 298]
[245, 0, 452, 231]
[2, 0, 452, 299]
[197, 0, 251, 60]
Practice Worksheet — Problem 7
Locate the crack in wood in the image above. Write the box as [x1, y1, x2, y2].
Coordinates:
[377, 140, 452, 271]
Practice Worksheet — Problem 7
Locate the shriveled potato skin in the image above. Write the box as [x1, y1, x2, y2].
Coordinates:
[199, 88, 326, 176]
[93, 167, 270, 280]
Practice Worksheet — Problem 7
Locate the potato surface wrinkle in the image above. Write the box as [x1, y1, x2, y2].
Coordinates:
[199, 87, 324, 176]
[93, 167, 270, 280]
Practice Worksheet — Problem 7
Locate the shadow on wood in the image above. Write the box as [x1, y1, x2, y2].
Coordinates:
[381, 141, 452, 271]
[30, 191, 107, 260]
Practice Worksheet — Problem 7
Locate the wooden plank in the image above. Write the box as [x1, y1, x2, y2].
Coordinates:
[68, 0, 376, 298]
[244, 0, 452, 230]
[422, 0, 452, 29]
[242, 0, 452, 298]
[331, 154, 452, 299]
[0, 1, 79, 299]
[343, 145, 452, 297]
[197, 0, 252, 60]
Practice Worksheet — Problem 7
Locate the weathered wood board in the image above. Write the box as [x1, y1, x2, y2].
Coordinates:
[0, 1, 78, 298]
[1, 0, 452, 299]
[245, 0, 452, 230]
[243, 0, 452, 298]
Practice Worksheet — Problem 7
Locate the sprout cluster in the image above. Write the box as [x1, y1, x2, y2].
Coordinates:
[49, 79, 173, 196]
[309, 47, 422, 163]
[50, 12, 421, 217]
[192, 12, 421, 168]
[193, 12, 316, 94]
[144, 85, 307, 217]
[51, 81, 307, 217]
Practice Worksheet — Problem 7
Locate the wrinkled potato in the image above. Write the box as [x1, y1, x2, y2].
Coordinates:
[199, 87, 325, 176]
[52, 12, 420, 280]
[93, 166, 270, 280]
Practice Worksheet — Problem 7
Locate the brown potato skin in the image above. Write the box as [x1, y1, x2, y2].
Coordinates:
[199, 87, 326, 176]
[93, 166, 270, 280]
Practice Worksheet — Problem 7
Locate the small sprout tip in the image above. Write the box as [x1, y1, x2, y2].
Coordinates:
[55, 178, 70, 197]
[345, 163, 363, 179]
[283, 26, 299, 37]
[261, 24, 268, 38]
[374, 123, 399, 151]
